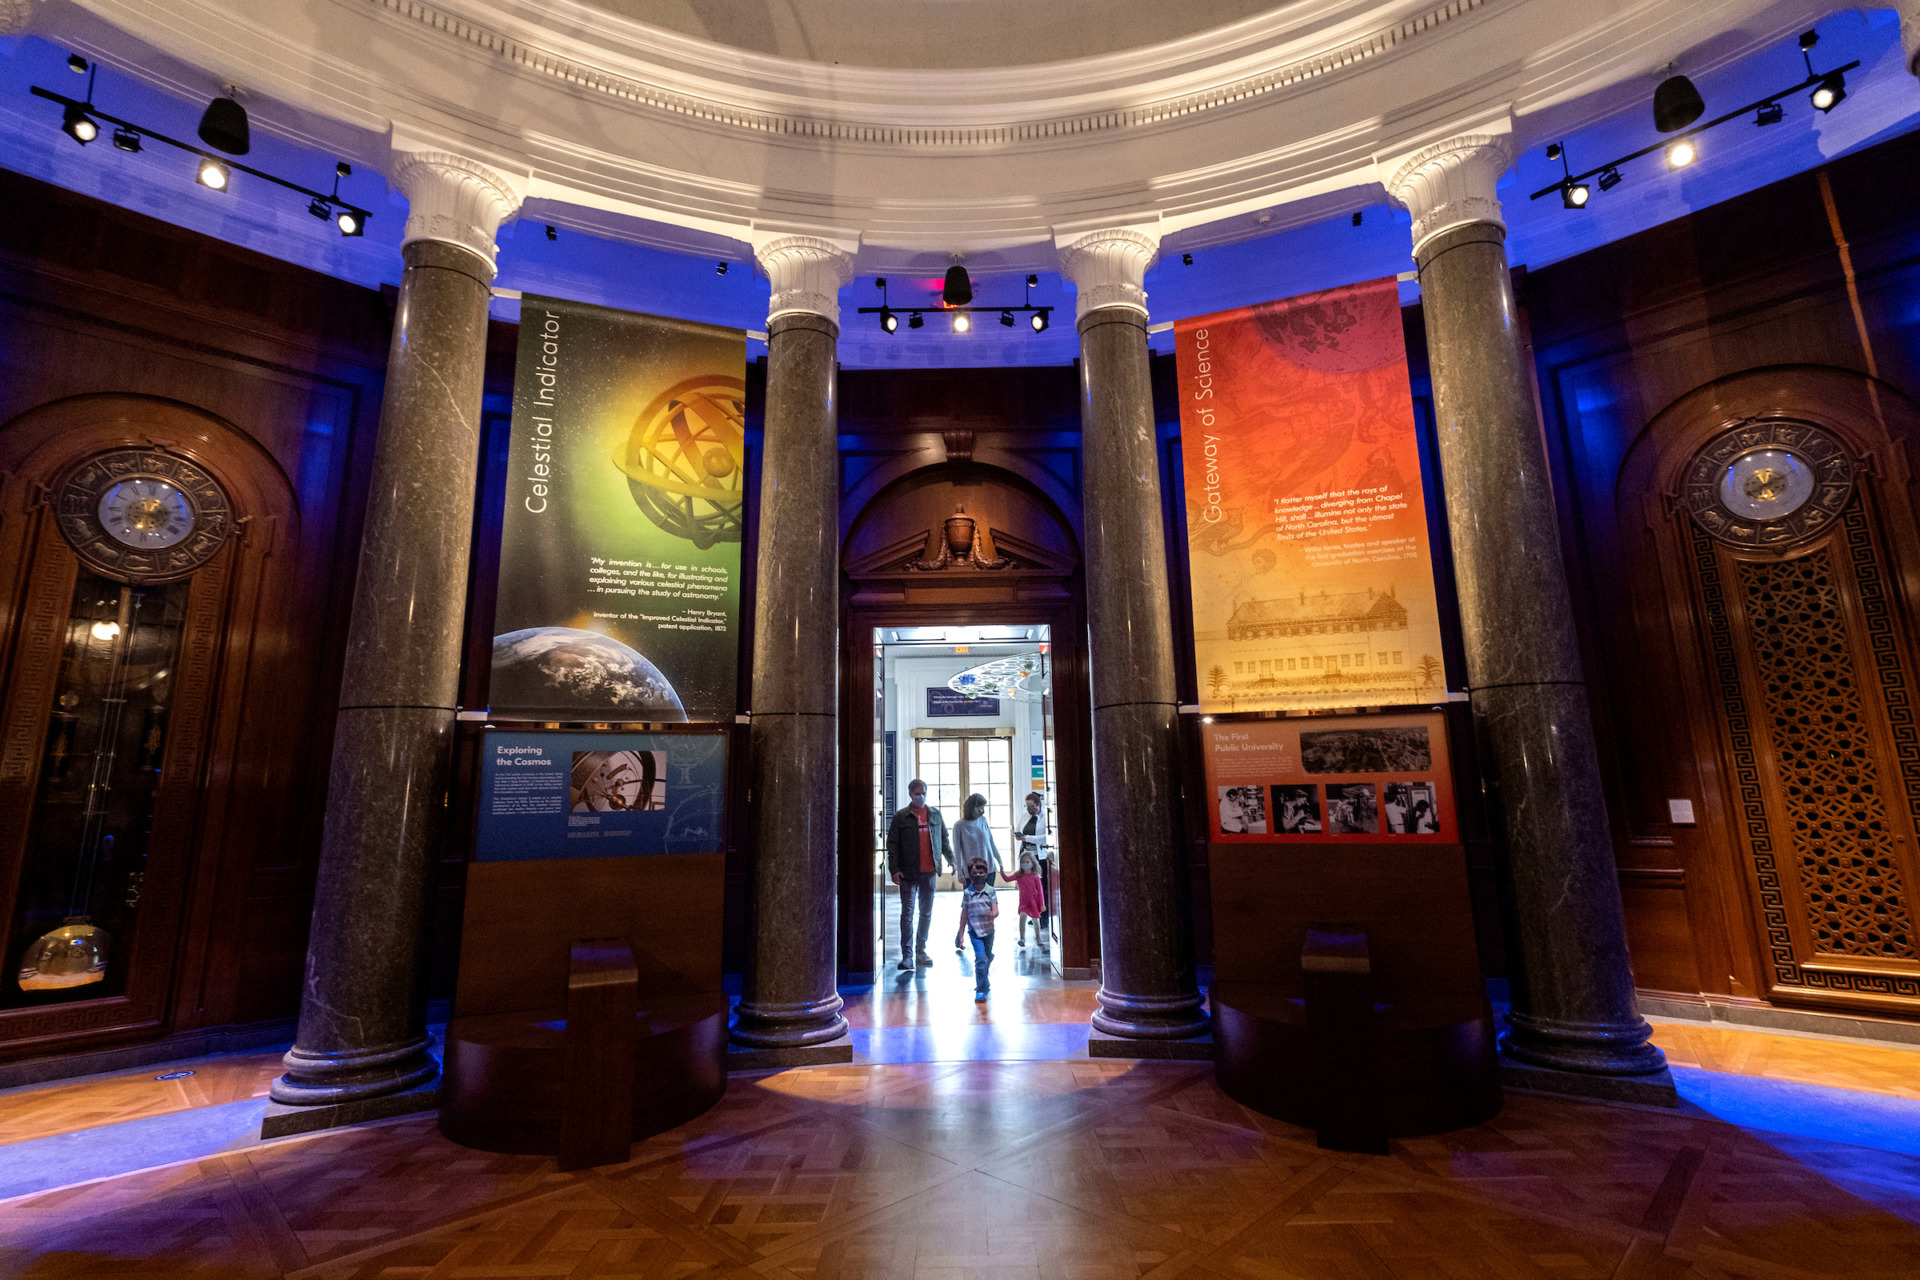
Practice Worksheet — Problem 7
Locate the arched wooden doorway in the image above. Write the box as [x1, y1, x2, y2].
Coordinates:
[0, 395, 303, 1059]
[838, 462, 1095, 979]
[1618, 366, 1920, 1016]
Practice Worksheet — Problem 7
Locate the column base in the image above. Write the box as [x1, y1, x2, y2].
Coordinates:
[727, 1031, 854, 1071]
[1501, 1010, 1668, 1076]
[1087, 1025, 1214, 1061]
[269, 1034, 439, 1106]
[1091, 986, 1210, 1040]
[729, 994, 848, 1050]
[260, 1077, 441, 1138]
[1499, 1050, 1678, 1108]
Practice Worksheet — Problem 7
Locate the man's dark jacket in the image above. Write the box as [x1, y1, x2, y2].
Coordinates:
[886, 804, 952, 877]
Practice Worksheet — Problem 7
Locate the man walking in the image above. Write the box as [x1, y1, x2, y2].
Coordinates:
[887, 779, 950, 970]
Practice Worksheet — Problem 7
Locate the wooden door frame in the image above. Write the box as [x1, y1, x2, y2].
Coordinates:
[839, 594, 1097, 980]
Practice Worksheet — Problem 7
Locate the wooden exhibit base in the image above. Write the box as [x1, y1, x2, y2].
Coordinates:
[439, 992, 728, 1158]
[1211, 981, 1502, 1139]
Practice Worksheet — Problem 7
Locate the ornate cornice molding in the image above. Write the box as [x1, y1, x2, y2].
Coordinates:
[392, 150, 526, 272]
[1057, 228, 1160, 321]
[756, 235, 857, 327]
[368, 0, 1490, 150]
[0, 0, 41, 34]
[1383, 132, 1511, 255]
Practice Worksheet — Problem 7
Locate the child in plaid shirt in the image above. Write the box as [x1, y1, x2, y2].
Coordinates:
[960, 857, 1000, 1001]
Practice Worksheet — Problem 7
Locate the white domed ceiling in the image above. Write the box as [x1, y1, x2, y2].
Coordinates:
[578, 0, 1285, 68]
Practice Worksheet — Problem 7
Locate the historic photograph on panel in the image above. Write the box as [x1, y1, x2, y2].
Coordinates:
[1217, 785, 1268, 835]
[1325, 783, 1379, 834]
[570, 749, 666, 812]
[1299, 725, 1431, 774]
[1273, 785, 1323, 834]
[1383, 782, 1440, 834]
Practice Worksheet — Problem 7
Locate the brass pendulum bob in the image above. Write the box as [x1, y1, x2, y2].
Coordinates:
[18, 917, 111, 991]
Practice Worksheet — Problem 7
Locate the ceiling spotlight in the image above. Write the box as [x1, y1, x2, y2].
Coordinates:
[943, 264, 973, 306]
[1181, 253, 1193, 266]
[544, 224, 557, 241]
[307, 196, 330, 220]
[908, 312, 924, 330]
[1351, 211, 1364, 226]
[1026, 274, 1038, 287]
[1597, 166, 1622, 191]
[111, 126, 140, 152]
[1666, 139, 1697, 168]
[195, 157, 230, 191]
[716, 260, 729, 275]
[880, 308, 898, 333]
[60, 103, 97, 145]
[1756, 102, 1784, 126]
[1653, 74, 1705, 133]
[197, 94, 250, 155]
[1030, 310, 1048, 333]
[336, 209, 364, 237]
[999, 310, 1014, 327]
[1810, 71, 1845, 113]
[68, 54, 88, 74]
[1561, 182, 1590, 209]
[953, 312, 971, 333]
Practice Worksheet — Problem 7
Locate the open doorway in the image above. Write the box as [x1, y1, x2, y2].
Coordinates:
[870, 625, 1061, 986]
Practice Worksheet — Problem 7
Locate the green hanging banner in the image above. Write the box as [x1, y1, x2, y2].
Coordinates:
[490, 296, 746, 723]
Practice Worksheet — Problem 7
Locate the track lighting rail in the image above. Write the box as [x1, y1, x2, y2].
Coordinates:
[855, 275, 1054, 334]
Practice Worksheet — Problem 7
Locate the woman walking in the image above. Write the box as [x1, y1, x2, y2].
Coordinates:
[951, 793, 1003, 952]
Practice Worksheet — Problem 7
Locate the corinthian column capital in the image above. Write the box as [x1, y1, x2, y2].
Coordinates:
[755, 235, 857, 328]
[1900, 3, 1920, 77]
[1056, 227, 1159, 323]
[1383, 132, 1513, 256]
[391, 151, 526, 275]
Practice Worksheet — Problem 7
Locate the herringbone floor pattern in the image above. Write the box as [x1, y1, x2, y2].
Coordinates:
[3, 1054, 1918, 1278]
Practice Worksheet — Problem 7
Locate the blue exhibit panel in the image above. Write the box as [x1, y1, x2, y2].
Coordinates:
[476, 730, 727, 862]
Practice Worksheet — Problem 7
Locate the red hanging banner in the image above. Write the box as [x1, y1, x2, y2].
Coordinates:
[1176, 278, 1446, 712]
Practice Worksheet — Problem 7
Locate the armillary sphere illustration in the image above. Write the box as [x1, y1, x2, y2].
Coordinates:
[614, 374, 747, 549]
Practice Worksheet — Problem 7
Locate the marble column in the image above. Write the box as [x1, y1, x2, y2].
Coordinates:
[1058, 229, 1208, 1041]
[273, 154, 523, 1106]
[1386, 136, 1664, 1077]
[731, 236, 856, 1050]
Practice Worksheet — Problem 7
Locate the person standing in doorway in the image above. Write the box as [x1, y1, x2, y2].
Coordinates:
[961, 857, 1000, 1001]
[887, 779, 948, 971]
[1016, 791, 1051, 948]
[951, 793, 1003, 952]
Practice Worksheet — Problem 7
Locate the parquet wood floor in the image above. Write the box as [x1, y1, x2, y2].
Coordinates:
[4, 1055, 1920, 1278]
[0, 1049, 284, 1146]
[1649, 1022, 1920, 1101]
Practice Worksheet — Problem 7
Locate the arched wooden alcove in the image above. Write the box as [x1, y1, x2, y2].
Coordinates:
[837, 461, 1098, 979]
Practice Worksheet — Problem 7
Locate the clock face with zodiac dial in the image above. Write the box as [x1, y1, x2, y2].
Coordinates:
[56, 450, 233, 582]
[1682, 421, 1855, 549]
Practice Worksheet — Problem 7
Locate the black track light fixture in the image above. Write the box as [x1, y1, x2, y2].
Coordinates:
[881, 308, 898, 333]
[942, 264, 973, 306]
[1530, 26, 1856, 209]
[1810, 71, 1846, 113]
[999, 310, 1014, 327]
[335, 208, 364, 237]
[195, 156, 230, 192]
[1351, 211, 1364, 226]
[908, 312, 924, 330]
[307, 196, 330, 220]
[1181, 253, 1193, 266]
[1653, 74, 1705, 133]
[1562, 182, 1590, 209]
[1030, 310, 1048, 333]
[111, 126, 140, 152]
[60, 102, 97, 145]
[197, 94, 249, 155]
[858, 270, 1052, 335]
[717, 260, 729, 275]
[67, 53, 87, 74]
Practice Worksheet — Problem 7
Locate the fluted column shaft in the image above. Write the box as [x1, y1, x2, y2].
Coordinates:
[732, 237, 854, 1048]
[1059, 229, 1207, 1040]
[1387, 136, 1663, 1076]
[274, 154, 522, 1105]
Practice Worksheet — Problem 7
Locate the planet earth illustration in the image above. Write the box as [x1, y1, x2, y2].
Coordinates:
[491, 627, 687, 720]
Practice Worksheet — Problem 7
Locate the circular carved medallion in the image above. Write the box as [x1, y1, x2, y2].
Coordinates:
[55, 450, 233, 582]
[1683, 421, 1855, 548]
